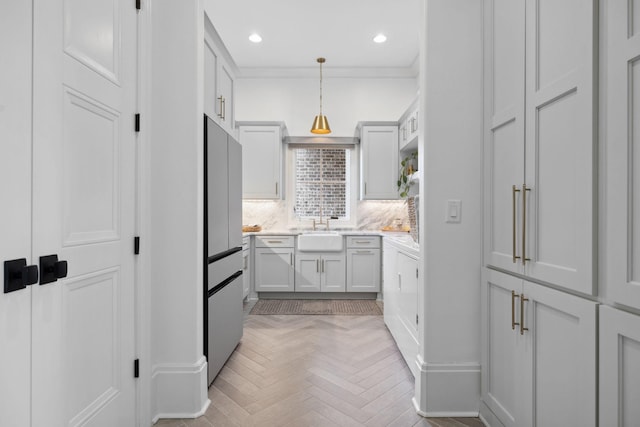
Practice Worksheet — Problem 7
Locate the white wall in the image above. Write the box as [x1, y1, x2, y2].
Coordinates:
[236, 77, 418, 136]
[414, 0, 483, 416]
[148, 0, 209, 421]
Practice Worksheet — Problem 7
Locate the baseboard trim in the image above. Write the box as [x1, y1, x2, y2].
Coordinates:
[151, 356, 209, 422]
[413, 356, 481, 415]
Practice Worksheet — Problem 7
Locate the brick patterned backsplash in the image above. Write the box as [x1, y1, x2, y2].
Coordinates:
[295, 148, 346, 218]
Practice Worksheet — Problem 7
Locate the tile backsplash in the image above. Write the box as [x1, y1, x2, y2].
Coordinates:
[242, 200, 409, 231]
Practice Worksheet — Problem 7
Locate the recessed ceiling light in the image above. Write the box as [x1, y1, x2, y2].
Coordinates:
[373, 34, 387, 43]
[249, 33, 262, 43]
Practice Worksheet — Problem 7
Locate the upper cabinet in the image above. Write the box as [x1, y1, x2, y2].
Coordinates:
[204, 16, 235, 135]
[482, 0, 596, 295]
[398, 97, 419, 152]
[358, 123, 399, 200]
[237, 122, 286, 199]
[604, 0, 640, 310]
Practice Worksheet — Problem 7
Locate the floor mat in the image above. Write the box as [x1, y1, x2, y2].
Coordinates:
[249, 299, 382, 315]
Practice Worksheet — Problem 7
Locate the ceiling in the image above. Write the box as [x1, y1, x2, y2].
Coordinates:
[204, 0, 421, 78]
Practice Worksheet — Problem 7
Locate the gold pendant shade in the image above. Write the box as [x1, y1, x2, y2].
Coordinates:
[310, 57, 331, 134]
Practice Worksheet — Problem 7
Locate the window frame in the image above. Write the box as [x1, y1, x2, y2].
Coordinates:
[286, 144, 358, 229]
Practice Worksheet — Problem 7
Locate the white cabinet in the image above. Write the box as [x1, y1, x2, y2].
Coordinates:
[482, 0, 596, 295]
[204, 17, 235, 135]
[599, 306, 640, 427]
[382, 238, 419, 378]
[398, 98, 419, 151]
[295, 253, 345, 292]
[254, 236, 294, 292]
[346, 236, 381, 292]
[238, 123, 285, 199]
[242, 236, 251, 299]
[481, 269, 597, 427]
[358, 124, 399, 200]
[603, 1, 640, 310]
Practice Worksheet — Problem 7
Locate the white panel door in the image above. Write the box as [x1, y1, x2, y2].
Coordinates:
[523, 0, 596, 294]
[255, 248, 294, 291]
[295, 254, 321, 292]
[521, 281, 597, 427]
[481, 269, 524, 427]
[397, 252, 418, 336]
[31, 0, 137, 425]
[321, 254, 346, 292]
[600, 306, 640, 427]
[0, 2, 33, 426]
[239, 126, 282, 199]
[483, 0, 525, 274]
[605, 0, 640, 309]
[360, 126, 399, 200]
[346, 249, 380, 292]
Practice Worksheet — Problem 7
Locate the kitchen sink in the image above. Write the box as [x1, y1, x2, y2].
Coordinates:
[297, 232, 343, 252]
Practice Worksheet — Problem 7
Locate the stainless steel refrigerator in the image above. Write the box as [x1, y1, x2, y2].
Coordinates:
[204, 115, 243, 385]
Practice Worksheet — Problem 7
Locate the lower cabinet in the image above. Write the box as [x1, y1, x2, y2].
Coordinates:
[242, 236, 250, 299]
[481, 269, 597, 427]
[345, 236, 381, 292]
[599, 306, 640, 427]
[382, 238, 419, 377]
[295, 253, 345, 292]
[254, 236, 294, 292]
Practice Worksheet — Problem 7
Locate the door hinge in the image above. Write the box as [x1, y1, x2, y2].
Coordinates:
[135, 0, 141, 10]
[416, 314, 419, 325]
[134, 359, 140, 378]
[135, 113, 140, 132]
[134, 236, 140, 255]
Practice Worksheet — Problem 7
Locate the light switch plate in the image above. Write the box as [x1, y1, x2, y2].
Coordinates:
[446, 199, 461, 223]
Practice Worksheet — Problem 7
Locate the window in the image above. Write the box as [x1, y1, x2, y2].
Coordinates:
[293, 147, 351, 221]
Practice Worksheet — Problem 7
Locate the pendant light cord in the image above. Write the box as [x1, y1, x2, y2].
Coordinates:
[319, 60, 323, 115]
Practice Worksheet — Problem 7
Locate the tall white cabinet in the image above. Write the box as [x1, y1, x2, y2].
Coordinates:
[599, 3, 640, 426]
[483, 0, 596, 295]
[481, 270, 597, 427]
[481, 0, 598, 425]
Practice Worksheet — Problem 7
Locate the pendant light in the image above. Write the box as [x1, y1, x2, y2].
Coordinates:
[310, 57, 331, 134]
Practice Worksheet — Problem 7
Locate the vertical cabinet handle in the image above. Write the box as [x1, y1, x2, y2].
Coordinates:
[217, 96, 224, 119]
[221, 97, 226, 121]
[321, 260, 325, 273]
[364, 183, 367, 195]
[275, 182, 278, 196]
[512, 185, 521, 263]
[316, 259, 319, 273]
[522, 185, 531, 265]
[289, 253, 293, 266]
[398, 272, 402, 290]
[511, 290, 520, 330]
[520, 294, 529, 335]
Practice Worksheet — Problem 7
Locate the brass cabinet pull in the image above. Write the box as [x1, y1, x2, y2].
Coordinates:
[512, 185, 521, 263]
[522, 185, 531, 265]
[217, 96, 224, 118]
[221, 97, 226, 120]
[520, 293, 529, 335]
[511, 290, 520, 330]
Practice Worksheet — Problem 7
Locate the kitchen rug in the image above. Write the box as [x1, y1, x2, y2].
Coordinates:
[249, 299, 382, 315]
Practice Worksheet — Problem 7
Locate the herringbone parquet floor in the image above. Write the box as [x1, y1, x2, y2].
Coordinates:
[157, 304, 484, 427]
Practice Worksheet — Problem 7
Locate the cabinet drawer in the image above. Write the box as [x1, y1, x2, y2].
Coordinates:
[242, 236, 250, 250]
[255, 236, 294, 248]
[346, 236, 380, 249]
